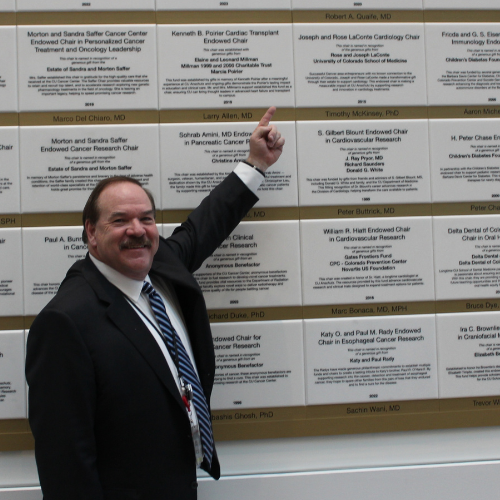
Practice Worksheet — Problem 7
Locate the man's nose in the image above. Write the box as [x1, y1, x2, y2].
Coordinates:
[127, 218, 146, 236]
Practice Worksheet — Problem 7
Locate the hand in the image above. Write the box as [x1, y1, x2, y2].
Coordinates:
[246, 106, 285, 172]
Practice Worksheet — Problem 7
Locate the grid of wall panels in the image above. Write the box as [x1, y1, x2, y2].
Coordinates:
[1, 1, 500, 450]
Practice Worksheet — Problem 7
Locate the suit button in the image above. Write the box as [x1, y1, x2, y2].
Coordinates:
[191, 481, 198, 489]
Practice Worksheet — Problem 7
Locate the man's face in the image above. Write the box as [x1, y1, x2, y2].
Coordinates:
[86, 181, 159, 281]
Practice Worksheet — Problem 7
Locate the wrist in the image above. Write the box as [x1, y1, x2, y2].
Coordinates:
[242, 159, 266, 177]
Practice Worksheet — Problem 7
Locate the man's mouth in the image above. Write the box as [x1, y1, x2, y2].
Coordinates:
[120, 238, 152, 250]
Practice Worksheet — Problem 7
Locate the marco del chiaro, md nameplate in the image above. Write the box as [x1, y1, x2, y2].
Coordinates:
[0, 331, 26, 419]
[433, 215, 500, 300]
[211, 320, 305, 410]
[163, 221, 302, 310]
[157, 24, 295, 110]
[297, 120, 431, 207]
[304, 314, 438, 405]
[157, 0, 290, 8]
[293, 23, 427, 108]
[22, 226, 86, 316]
[425, 24, 500, 106]
[300, 217, 435, 306]
[20, 124, 160, 213]
[429, 119, 500, 203]
[160, 121, 297, 210]
[0, 27, 18, 113]
[17, 25, 158, 112]
[436, 312, 500, 399]
[0, 127, 20, 214]
[0, 229, 23, 317]
[17, 0, 155, 10]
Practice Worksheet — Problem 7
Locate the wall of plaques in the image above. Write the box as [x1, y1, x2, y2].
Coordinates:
[1, 0, 500, 452]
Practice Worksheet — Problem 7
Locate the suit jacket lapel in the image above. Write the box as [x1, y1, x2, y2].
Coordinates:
[81, 256, 186, 413]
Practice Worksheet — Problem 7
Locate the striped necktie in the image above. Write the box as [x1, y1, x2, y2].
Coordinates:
[142, 281, 214, 466]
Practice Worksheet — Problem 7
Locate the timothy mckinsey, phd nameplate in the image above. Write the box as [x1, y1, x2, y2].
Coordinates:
[304, 314, 437, 405]
[300, 217, 435, 305]
[20, 124, 160, 213]
[429, 119, 500, 203]
[163, 221, 302, 310]
[22, 226, 86, 316]
[297, 119, 431, 207]
[157, 24, 295, 110]
[436, 312, 500, 399]
[433, 215, 500, 300]
[0, 27, 18, 113]
[160, 122, 297, 210]
[0, 229, 23, 317]
[0, 127, 20, 214]
[211, 320, 305, 410]
[0, 331, 26, 419]
[17, 25, 158, 112]
[293, 23, 427, 108]
[425, 24, 500, 106]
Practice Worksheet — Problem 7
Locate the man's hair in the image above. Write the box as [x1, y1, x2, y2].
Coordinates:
[82, 176, 156, 244]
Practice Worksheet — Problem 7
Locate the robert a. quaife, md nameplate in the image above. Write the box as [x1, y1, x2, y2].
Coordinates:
[22, 226, 86, 316]
[433, 215, 500, 300]
[19, 124, 160, 214]
[0, 127, 20, 214]
[211, 320, 305, 410]
[301, 217, 435, 305]
[0, 27, 18, 113]
[0, 229, 23, 318]
[293, 23, 427, 108]
[429, 119, 500, 203]
[157, 24, 295, 109]
[436, 312, 500, 399]
[17, 25, 158, 112]
[0, 331, 26, 420]
[304, 314, 438, 405]
[297, 120, 431, 207]
[160, 121, 297, 210]
[425, 24, 500, 106]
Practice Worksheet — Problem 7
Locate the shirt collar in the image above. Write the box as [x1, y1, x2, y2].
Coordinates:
[89, 253, 149, 303]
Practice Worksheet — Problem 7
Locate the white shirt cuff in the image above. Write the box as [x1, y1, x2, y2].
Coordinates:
[234, 162, 264, 196]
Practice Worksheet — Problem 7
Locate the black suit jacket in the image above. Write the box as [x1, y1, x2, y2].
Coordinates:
[26, 173, 258, 500]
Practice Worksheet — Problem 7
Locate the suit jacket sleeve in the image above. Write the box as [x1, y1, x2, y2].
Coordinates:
[26, 307, 103, 500]
[162, 171, 258, 272]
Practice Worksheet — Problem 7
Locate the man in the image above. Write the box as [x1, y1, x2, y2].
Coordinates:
[26, 107, 284, 500]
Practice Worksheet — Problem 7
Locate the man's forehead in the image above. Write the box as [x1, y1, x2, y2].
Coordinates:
[99, 181, 151, 207]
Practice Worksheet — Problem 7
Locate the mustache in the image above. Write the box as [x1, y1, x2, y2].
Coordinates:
[119, 237, 153, 250]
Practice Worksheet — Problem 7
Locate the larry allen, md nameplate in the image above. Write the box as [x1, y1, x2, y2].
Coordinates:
[192, 221, 302, 310]
[160, 121, 297, 210]
[0, 331, 26, 419]
[304, 314, 438, 405]
[436, 312, 500, 399]
[0, 127, 20, 214]
[0, 27, 18, 113]
[157, 24, 295, 110]
[293, 23, 427, 108]
[297, 120, 431, 207]
[301, 217, 435, 306]
[22, 226, 86, 316]
[433, 215, 500, 300]
[20, 124, 160, 213]
[429, 119, 500, 203]
[17, 25, 158, 112]
[211, 320, 305, 410]
[0, 229, 23, 318]
[425, 24, 500, 106]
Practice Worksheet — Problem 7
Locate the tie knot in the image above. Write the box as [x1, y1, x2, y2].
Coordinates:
[142, 281, 155, 296]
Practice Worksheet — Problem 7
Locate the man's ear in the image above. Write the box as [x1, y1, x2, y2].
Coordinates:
[85, 220, 97, 248]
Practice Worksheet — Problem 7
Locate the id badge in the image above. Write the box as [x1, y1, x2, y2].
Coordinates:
[183, 383, 204, 467]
